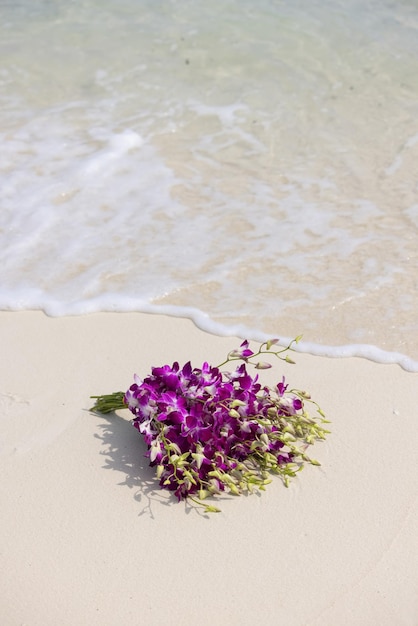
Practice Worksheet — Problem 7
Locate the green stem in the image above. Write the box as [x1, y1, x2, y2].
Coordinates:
[216, 338, 299, 369]
[90, 392, 127, 414]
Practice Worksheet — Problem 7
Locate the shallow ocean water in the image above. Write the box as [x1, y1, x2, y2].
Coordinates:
[1, 0, 418, 366]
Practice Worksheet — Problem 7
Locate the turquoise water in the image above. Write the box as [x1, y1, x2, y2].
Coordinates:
[1, 0, 418, 366]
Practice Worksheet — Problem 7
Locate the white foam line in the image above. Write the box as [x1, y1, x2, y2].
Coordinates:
[1, 295, 418, 373]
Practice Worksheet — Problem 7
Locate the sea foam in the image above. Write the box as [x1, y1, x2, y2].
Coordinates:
[1, 0, 418, 369]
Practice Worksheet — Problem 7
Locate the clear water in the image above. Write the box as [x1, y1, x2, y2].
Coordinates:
[1, 0, 418, 368]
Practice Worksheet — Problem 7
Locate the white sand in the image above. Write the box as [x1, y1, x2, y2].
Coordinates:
[1, 311, 417, 626]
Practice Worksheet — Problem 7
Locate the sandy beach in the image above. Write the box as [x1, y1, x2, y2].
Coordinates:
[0, 310, 417, 625]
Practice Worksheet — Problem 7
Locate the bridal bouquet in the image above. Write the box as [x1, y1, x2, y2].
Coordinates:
[91, 338, 329, 513]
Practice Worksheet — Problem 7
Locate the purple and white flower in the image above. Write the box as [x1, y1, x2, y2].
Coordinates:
[92, 337, 329, 513]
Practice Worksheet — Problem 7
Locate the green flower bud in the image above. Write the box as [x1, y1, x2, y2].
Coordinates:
[204, 505, 221, 513]
[266, 338, 279, 350]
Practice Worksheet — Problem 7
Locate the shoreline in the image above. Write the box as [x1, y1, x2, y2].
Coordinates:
[1, 310, 417, 625]
[2, 302, 418, 372]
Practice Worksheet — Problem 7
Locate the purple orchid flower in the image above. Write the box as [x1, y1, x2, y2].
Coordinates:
[100, 338, 329, 511]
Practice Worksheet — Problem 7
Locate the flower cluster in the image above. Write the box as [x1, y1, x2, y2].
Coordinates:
[91, 339, 329, 513]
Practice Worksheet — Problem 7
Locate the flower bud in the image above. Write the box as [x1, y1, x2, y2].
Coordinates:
[204, 505, 221, 513]
[255, 361, 272, 370]
[198, 489, 210, 500]
[266, 338, 279, 350]
[191, 451, 205, 469]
